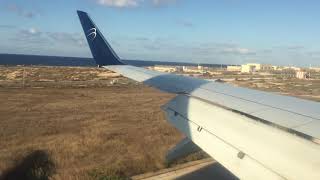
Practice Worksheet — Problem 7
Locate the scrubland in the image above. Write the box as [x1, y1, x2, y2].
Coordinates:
[0, 66, 319, 180]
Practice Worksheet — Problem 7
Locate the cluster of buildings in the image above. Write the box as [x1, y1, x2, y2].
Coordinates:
[227, 63, 319, 79]
[228, 63, 275, 73]
[150, 63, 319, 80]
[310, 67, 320, 72]
[153, 65, 205, 74]
[227, 63, 320, 74]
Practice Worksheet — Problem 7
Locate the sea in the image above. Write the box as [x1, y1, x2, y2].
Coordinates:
[0, 54, 226, 68]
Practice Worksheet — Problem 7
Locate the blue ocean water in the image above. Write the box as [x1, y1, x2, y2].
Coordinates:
[0, 54, 226, 68]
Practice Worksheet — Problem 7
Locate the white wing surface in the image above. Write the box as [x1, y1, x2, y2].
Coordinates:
[78, 10, 320, 179]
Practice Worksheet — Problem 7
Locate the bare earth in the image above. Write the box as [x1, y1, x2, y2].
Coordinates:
[0, 66, 183, 180]
[0, 66, 319, 180]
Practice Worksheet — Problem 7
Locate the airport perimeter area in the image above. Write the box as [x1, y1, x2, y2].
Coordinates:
[0, 66, 319, 180]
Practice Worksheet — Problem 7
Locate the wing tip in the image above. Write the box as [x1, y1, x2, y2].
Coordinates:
[77, 10, 86, 15]
[76, 10, 125, 66]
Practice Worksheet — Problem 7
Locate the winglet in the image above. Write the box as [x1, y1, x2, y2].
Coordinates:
[77, 10, 124, 66]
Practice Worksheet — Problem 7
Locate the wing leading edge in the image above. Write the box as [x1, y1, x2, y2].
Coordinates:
[77, 11, 320, 179]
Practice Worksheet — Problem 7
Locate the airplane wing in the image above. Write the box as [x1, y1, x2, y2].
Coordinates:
[77, 11, 320, 180]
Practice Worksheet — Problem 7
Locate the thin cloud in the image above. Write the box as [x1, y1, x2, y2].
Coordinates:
[287, 45, 305, 50]
[0, 25, 16, 29]
[135, 37, 150, 41]
[221, 47, 253, 55]
[261, 49, 273, 54]
[20, 28, 42, 37]
[153, 0, 177, 7]
[7, 3, 38, 19]
[176, 20, 194, 28]
[46, 32, 87, 47]
[133, 36, 255, 58]
[96, 0, 140, 8]
[94, 0, 179, 8]
[12, 28, 47, 45]
[307, 51, 320, 57]
[11, 27, 86, 48]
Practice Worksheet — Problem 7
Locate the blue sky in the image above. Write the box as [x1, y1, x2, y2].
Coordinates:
[1, 0, 320, 66]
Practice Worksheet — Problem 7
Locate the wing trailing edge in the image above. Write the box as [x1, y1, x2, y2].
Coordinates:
[166, 137, 202, 165]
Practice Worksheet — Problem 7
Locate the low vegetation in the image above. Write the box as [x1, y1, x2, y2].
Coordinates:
[0, 66, 319, 179]
[0, 66, 182, 179]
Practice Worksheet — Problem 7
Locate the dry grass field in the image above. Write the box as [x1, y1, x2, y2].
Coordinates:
[0, 66, 185, 180]
[0, 66, 319, 180]
[229, 77, 320, 102]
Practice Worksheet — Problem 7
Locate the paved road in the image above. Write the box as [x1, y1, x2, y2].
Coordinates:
[132, 159, 238, 180]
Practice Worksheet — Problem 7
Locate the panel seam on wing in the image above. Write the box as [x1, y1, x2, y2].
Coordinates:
[164, 106, 287, 179]
[185, 93, 320, 145]
[198, 86, 320, 121]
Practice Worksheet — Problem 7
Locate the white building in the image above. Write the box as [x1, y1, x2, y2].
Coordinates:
[241, 64, 256, 73]
[246, 63, 273, 71]
[272, 66, 279, 70]
[241, 63, 273, 73]
[296, 71, 308, 79]
[154, 65, 177, 73]
[227, 65, 242, 72]
[290, 66, 301, 71]
[182, 66, 204, 73]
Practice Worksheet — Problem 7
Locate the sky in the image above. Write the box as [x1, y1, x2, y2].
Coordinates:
[1, 0, 320, 66]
